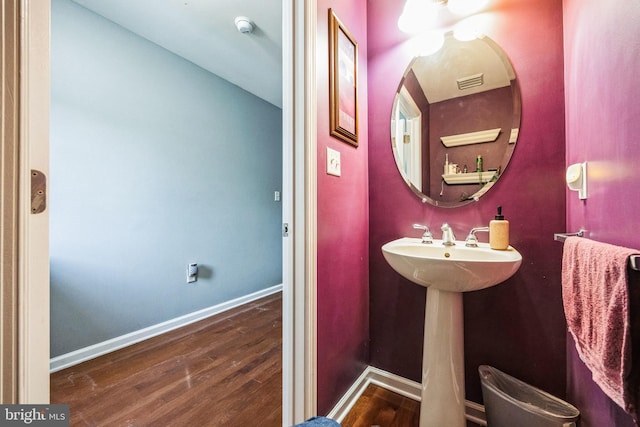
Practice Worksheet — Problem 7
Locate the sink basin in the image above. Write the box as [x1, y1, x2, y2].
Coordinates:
[382, 237, 522, 427]
[381, 237, 522, 292]
[381, 236, 523, 426]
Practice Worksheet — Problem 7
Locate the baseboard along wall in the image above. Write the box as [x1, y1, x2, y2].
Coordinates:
[327, 365, 487, 426]
[50, 284, 283, 373]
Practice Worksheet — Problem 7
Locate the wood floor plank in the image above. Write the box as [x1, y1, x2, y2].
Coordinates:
[342, 383, 484, 427]
[342, 384, 420, 427]
[51, 292, 282, 427]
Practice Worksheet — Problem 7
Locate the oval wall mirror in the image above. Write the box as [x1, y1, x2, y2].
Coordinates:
[391, 32, 521, 208]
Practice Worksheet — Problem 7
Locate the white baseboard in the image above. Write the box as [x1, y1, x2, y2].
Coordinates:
[327, 365, 486, 426]
[50, 284, 283, 373]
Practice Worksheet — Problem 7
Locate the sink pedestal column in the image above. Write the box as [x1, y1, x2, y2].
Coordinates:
[420, 287, 466, 427]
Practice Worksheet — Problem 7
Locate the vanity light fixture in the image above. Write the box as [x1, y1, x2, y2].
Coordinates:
[234, 16, 254, 34]
[398, 0, 446, 34]
[447, 0, 490, 16]
[398, 0, 491, 35]
[566, 162, 587, 200]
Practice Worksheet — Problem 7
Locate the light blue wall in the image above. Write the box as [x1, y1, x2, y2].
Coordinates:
[50, 0, 283, 357]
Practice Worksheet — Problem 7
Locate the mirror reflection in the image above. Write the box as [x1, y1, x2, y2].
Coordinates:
[391, 32, 521, 207]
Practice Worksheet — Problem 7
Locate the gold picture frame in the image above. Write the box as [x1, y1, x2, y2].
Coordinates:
[329, 9, 358, 147]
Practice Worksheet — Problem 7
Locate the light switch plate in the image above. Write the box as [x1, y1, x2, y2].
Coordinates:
[327, 147, 341, 176]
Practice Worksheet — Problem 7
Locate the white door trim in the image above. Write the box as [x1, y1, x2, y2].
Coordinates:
[19, 0, 51, 404]
[282, 0, 318, 424]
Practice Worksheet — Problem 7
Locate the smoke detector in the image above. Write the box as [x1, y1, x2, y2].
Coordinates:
[234, 16, 254, 34]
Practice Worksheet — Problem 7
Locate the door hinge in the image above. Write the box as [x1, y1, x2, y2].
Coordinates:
[30, 169, 46, 214]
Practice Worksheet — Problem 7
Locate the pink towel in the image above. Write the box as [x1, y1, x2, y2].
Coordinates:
[562, 236, 638, 420]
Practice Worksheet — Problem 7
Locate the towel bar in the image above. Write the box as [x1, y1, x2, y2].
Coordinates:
[554, 230, 640, 271]
[553, 230, 585, 242]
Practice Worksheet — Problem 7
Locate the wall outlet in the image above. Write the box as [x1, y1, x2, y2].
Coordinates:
[187, 263, 198, 283]
[327, 147, 341, 176]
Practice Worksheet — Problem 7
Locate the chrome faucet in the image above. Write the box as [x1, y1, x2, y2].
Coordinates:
[465, 226, 490, 247]
[441, 223, 456, 246]
[413, 224, 433, 244]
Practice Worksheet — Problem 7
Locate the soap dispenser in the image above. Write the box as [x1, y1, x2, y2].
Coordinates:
[489, 206, 509, 250]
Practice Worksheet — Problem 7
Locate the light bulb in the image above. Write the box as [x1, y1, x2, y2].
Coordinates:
[398, 0, 441, 34]
[447, 0, 490, 16]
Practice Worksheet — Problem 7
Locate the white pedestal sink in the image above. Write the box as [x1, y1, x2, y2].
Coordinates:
[382, 237, 522, 427]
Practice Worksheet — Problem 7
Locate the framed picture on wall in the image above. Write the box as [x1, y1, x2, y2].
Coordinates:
[329, 8, 359, 147]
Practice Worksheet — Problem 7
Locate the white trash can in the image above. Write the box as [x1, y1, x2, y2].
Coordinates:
[479, 365, 580, 427]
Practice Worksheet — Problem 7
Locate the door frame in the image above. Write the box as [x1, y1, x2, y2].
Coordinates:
[18, 0, 50, 404]
[19, 0, 318, 422]
[1, 0, 21, 404]
[282, 0, 318, 424]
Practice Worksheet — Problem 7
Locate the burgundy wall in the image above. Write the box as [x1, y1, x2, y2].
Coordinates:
[316, 0, 370, 416]
[368, 0, 567, 405]
[563, 1, 640, 425]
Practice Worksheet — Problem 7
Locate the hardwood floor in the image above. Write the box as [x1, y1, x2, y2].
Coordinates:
[341, 384, 420, 427]
[51, 292, 282, 427]
[341, 384, 482, 427]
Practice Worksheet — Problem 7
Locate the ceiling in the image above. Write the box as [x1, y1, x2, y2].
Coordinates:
[412, 35, 514, 104]
[72, 0, 283, 108]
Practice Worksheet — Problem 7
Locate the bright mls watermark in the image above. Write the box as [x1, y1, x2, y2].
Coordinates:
[1, 405, 69, 426]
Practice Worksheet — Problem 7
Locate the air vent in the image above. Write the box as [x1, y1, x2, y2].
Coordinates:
[457, 73, 484, 90]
